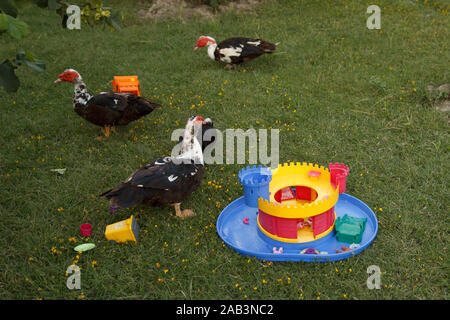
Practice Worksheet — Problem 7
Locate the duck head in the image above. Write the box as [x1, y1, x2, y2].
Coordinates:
[194, 36, 216, 50]
[179, 116, 215, 151]
[54, 69, 82, 83]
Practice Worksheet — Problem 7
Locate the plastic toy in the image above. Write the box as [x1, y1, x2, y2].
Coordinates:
[74, 243, 96, 252]
[300, 248, 320, 254]
[335, 214, 367, 244]
[335, 245, 353, 253]
[105, 215, 140, 244]
[80, 223, 92, 237]
[273, 247, 283, 254]
[50, 168, 66, 175]
[112, 76, 141, 96]
[216, 162, 378, 262]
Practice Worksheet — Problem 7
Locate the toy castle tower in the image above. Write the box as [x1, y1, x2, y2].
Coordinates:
[237, 162, 350, 244]
[329, 163, 349, 193]
[238, 165, 272, 208]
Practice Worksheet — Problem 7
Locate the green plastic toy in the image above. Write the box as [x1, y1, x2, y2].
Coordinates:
[74, 243, 96, 252]
[334, 214, 367, 244]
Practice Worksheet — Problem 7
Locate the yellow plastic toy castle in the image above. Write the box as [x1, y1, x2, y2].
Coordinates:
[240, 162, 349, 244]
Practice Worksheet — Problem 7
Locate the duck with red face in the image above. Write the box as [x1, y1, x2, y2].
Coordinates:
[101, 115, 213, 219]
[55, 69, 162, 139]
[195, 35, 278, 69]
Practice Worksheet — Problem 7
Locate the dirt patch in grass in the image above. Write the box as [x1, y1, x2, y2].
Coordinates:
[138, 0, 263, 21]
[426, 83, 450, 123]
[427, 83, 450, 111]
[435, 99, 450, 112]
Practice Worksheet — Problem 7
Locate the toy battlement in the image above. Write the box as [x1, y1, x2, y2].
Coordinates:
[238, 165, 272, 208]
[329, 163, 349, 173]
[238, 165, 272, 186]
[275, 162, 329, 174]
[257, 184, 339, 219]
[329, 163, 349, 193]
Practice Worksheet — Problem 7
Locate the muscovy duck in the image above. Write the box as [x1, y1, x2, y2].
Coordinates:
[194, 36, 278, 69]
[178, 117, 216, 152]
[100, 115, 211, 218]
[55, 69, 162, 138]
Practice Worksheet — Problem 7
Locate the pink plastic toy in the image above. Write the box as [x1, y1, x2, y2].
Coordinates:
[80, 223, 92, 237]
[273, 247, 283, 254]
[308, 170, 321, 177]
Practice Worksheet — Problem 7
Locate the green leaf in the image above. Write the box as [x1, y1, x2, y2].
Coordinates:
[24, 58, 45, 72]
[87, 0, 101, 8]
[12, 0, 33, 9]
[87, 13, 95, 26]
[24, 50, 33, 60]
[32, 0, 48, 8]
[47, 0, 60, 10]
[0, 12, 8, 30]
[105, 10, 120, 31]
[6, 13, 27, 39]
[0, 60, 20, 92]
[105, 17, 120, 31]
[0, 0, 19, 17]
[14, 51, 45, 72]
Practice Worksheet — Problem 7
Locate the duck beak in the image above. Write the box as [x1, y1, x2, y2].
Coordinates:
[55, 73, 64, 83]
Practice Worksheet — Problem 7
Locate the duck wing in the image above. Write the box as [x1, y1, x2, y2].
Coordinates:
[80, 92, 127, 125]
[87, 92, 128, 111]
[217, 37, 277, 64]
[100, 157, 203, 208]
[84, 92, 161, 126]
[117, 94, 162, 125]
[127, 157, 201, 190]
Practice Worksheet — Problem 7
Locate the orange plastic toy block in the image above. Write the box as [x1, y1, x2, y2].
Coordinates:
[112, 75, 141, 96]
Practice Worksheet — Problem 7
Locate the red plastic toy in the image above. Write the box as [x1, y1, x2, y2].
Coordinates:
[80, 223, 92, 237]
[329, 163, 349, 193]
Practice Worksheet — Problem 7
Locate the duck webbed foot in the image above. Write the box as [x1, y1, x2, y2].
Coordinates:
[103, 126, 112, 137]
[172, 203, 195, 219]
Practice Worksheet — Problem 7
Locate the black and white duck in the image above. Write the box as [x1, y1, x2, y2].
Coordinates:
[194, 36, 278, 69]
[101, 115, 213, 218]
[55, 69, 162, 138]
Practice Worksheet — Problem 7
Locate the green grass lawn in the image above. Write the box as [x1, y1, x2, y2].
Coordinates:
[0, 0, 448, 300]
